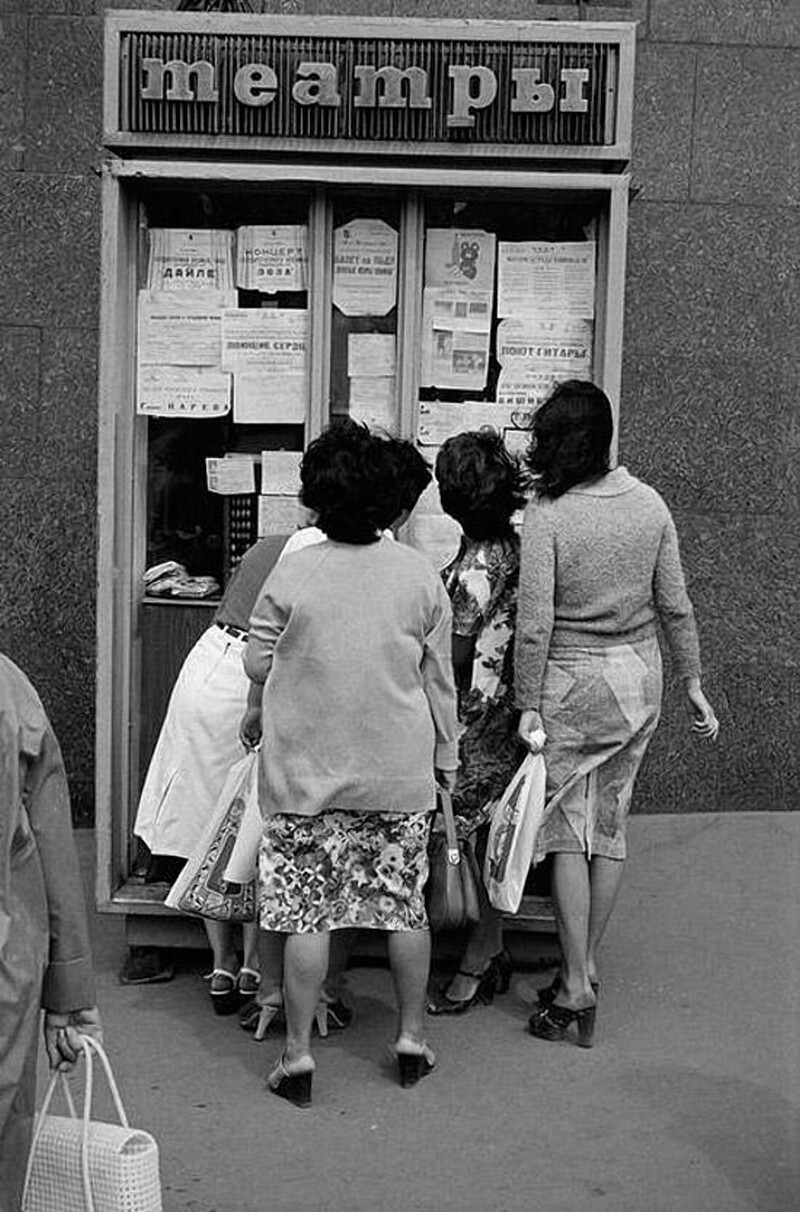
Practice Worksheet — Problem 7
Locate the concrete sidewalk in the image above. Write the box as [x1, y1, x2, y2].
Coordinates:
[66, 813, 799, 1212]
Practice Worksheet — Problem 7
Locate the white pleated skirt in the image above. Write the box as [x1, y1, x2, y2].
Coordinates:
[133, 624, 250, 858]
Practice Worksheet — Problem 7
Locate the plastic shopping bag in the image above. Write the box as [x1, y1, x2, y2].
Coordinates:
[165, 752, 259, 923]
[483, 752, 546, 914]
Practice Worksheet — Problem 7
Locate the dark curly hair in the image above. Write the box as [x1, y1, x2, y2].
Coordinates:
[383, 437, 432, 515]
[435, 430, 527, 541]
[300, 420, 409, 544]
[526, 380, 613, 499]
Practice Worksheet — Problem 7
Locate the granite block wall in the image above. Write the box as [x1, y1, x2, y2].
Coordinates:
[0, 0, 796, 819]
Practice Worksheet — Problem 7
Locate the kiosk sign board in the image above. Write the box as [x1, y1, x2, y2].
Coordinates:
[105, 15, 634, 159]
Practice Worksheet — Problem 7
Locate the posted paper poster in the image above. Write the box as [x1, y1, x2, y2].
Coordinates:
[236, 226, 308, 293]
[497, 242, 596, 318]
[258, 495, 303, 537]
[347, 333, 396, 380]
[261, 451, 303, 496]
[147, 229, 235, 292]
[233, 372, 306, 425]
[420, 287, 492, 391]
[425, 230, 496, 291]
[333, 220, 398, 317]
[205, 456, 256, 495]
[137, 368, 231, 418]
[417, 400, 535, 447]
[137, 291, 235, 366]
[222, 309, 309, 424]
[349, 376, 396, 431]
[496, 318, 593, 410]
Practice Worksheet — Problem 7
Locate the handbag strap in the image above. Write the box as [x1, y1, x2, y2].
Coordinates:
[436, 785, 461, 867]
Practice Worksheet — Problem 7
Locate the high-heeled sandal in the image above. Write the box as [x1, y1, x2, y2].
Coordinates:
[392, 1040, 437, 1088]
[537, 974, 600, 1007]
[527, 1001, 597, 1048]
[267, 1055, 314, 1108]
[314, 997, 353, 1038]
[426, 950, 512, 1016]
[237, 967, 261, 1001]
[207, 969, 240, 1016]
[239, 998, 283, 1041]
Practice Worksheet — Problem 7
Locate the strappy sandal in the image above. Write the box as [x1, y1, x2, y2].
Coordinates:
[237, 967, 261, 1001]
[528, 1001, 597, 1048]
[240, 997, 283, 1041]
[427, 951, 512, 1016]
[392, 1039, 437, 1088]
[267, 1054, 314, 1108]
[314, 997, 353, 1037]
[207, 968, 240, 1016]
[537, 974, 600, 1007]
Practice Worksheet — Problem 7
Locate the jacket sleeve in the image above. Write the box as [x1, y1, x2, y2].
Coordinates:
[243, 562, 291, 686]
[26, 724, 96, 1013]
[514, 500, 556, 712]
[421, 579, 459, 771]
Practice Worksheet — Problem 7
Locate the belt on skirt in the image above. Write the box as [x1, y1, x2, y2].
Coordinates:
[216, 622, 248, 641]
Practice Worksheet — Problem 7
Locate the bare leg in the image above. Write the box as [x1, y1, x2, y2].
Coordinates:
[254, 931, 285, 1008]
[387, 930, 431, 1045]
[204, 920, 238, 973]
[587, 856, 625, 986]
[445, 906, 504, 1001]
[550, 852, 595, 1008]
[283, 932, 329, 1067]
[241, 921, 261, 974]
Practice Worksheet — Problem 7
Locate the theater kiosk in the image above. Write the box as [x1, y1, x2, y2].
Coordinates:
[96, 12, 635, 949]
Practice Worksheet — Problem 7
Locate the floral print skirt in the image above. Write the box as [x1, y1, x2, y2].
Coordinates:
[258, 810, 431, 934]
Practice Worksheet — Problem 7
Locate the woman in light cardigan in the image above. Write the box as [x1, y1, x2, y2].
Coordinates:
[515, 381, 718, 1047]
[241, 423, 458, 1107]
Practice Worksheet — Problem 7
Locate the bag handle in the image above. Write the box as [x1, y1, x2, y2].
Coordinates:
[435, 784, 461, 868]
[22, 1036, 130, 1212]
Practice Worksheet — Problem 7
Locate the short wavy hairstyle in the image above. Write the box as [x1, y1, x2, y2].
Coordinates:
[435, 430, 527, 541]
[300, 419, 408, 544]
[383, 437, 432, 515]
[526, 380, 613, 499]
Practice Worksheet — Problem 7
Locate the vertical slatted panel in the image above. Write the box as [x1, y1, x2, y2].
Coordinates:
[121, 33, 615, 147]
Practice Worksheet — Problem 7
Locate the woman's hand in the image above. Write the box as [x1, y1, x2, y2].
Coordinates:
[44, 1006, 103, 1072]
[518, 709, 547, 754]
[239, 706, 262, 751]
[683, 681, 719, 742]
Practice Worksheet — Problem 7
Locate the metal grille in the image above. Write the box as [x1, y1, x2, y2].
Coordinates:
[120, 33, 616, 148]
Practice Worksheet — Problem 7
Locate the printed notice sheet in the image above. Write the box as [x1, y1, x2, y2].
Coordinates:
[497, 242, 596, 319]
[205, 456, 256, 495]
[236, 226, 308, 293]
[333, 220, 398, 317]
[417, 400, 536, 447]
[496, 318, 593, 410]
[138, 291, 235, 366]
[347, 333, 396, 380]
[425, 230, 496, 291]
[137, 368, 231, 418]
[222, 309, 309, 424]
[147, 230, 235, 293]
[349, 376, 396, 431]
[420, 287, 492, 391]
[258, 495, 303, 538]
[261, 451, 303, 496]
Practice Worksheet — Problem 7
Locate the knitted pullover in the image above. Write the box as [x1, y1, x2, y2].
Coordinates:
[515, 467, 701, 711]
[244, 535, 458, 817]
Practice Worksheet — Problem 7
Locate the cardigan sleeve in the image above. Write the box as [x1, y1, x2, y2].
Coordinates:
[652, 513, 701, 680]
[243, 563, 291, 686]
[514, 500, 556, 712]
[421, 579, 459, 771]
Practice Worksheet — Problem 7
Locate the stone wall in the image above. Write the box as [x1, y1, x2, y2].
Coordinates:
[0, 0, 797, 819]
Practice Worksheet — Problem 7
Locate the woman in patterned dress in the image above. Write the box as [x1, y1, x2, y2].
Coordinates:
[515, 381, 719, 1047]
[427, 431, 528, 1016]
[240, 423, 458, 1106]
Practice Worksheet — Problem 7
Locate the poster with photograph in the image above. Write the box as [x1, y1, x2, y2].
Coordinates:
[497, 242, 595, 319]
[425, 230, 496, 291]
[236, 226, 308, 293]
[333, 220, 398, 317]
[147, 229, 235, 293]
[420, 287, 492, 391]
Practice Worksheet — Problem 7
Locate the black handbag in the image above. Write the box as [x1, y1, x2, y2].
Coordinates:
[426, 786, 482, 931]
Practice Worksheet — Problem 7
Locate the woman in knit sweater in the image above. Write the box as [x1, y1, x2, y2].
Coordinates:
[515, 381, 718, 1047]
[241, 422, 458, 1106]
